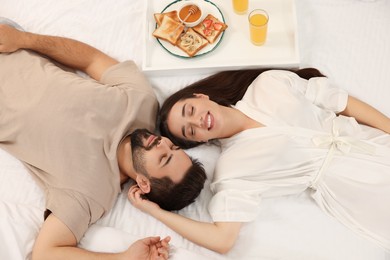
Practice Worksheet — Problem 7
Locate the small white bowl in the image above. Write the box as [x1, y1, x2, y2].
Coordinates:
[177, 2, 203, 27]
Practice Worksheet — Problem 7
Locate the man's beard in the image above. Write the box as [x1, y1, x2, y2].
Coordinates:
[130, 129, 160, 176]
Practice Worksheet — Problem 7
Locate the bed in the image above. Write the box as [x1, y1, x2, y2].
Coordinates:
[1, 0, 389, 259]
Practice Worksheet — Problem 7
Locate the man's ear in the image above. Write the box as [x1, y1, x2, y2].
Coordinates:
[135, 174, 151, 194]
[193, 93, 209, 99]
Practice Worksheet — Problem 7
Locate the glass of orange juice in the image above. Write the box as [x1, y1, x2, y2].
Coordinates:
[248, 9, 269, 46]
[232, 0, 248, 15]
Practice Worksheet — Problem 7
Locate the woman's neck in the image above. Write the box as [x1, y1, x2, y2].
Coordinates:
[222, 106, 263, 137]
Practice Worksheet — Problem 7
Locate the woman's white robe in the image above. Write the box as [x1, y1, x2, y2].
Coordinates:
[209, 70, 390, 250]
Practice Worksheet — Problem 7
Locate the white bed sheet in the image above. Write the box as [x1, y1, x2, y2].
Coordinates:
[1, 0, 389, 259]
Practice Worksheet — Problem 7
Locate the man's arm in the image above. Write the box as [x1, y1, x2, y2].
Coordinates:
[0, 24, 117, 81]
[32, 214, 170, 260]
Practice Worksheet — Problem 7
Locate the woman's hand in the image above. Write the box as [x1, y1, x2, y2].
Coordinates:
[0, 24, 26, 53]
[128, 185, 161, 214]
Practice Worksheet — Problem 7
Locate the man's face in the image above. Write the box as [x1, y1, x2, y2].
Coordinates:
[130, 129, 192, 183]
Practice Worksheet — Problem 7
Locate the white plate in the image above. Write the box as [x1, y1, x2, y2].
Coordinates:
[155, 0, 226, 59]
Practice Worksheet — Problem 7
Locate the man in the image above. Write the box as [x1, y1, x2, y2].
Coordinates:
[125, 129, 206, 212]
[0, 22, 206, 259]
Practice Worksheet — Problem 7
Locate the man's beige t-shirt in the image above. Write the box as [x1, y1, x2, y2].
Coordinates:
[0, 50, 158, 242]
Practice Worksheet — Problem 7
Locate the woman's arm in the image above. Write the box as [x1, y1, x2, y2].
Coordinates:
[154, 210, 241, 254]
[0, 24, 118, 81]
[280, 71, 390, 133]
[129, 185, 242, 254]
[341, 96, 390, 134]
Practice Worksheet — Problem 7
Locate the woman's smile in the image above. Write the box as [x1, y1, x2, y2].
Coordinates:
[205, 112, 214, 130]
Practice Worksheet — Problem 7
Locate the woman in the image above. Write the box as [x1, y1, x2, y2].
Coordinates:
[129, 68, 390, 253]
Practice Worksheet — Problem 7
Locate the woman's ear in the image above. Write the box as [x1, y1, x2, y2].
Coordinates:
[135, 174, 151, 194]
[193, 93, 209, 99]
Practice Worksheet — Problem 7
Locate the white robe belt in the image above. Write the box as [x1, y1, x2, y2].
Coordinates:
[310, 116, 376, 190]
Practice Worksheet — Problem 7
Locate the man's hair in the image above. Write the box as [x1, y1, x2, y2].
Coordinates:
[143, 157, 206, 211]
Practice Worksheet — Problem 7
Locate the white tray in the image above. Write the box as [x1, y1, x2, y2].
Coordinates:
[142, 0, 299, 75]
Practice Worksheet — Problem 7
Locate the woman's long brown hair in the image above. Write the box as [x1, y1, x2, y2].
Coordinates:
[159, 68, 325, 149]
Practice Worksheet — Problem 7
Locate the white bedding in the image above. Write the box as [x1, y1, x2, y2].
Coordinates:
[1, 0, 390, 259]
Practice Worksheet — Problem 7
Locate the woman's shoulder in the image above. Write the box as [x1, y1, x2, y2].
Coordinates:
[258, 69, 299, 80]
[246, 70, 299, 91]
[244, 69, 299, 96]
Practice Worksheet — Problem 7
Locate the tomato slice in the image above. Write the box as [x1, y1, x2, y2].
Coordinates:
[203, 19, 213, 28]
[213, 23, 223, 31]
[203, 28, 212, 36]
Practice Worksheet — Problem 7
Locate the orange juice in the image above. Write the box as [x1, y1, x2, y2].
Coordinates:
[232, 0, 248, 14]
[249, 10, 269, 45]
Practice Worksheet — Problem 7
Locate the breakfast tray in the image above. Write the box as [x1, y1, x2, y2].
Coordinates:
[142, 0, 299, 75]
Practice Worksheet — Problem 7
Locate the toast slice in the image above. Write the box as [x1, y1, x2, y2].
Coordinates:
[154, 10, 180, 26]
[177, 28, 208, 57]
[193, 14, 228, 44]
[152, 15, 185, 45]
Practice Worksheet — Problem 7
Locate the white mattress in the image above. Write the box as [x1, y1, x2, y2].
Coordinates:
[1, 0, 389, 259]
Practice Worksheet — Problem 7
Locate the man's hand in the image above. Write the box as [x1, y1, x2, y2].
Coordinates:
[128, 185, 161, 214]
[33, 214, 170, 260]
[123, 236, 171, 260]
[0, 24, 25, 53]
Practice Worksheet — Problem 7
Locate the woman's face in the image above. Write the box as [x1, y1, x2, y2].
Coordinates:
[166, 94, 223, 143]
